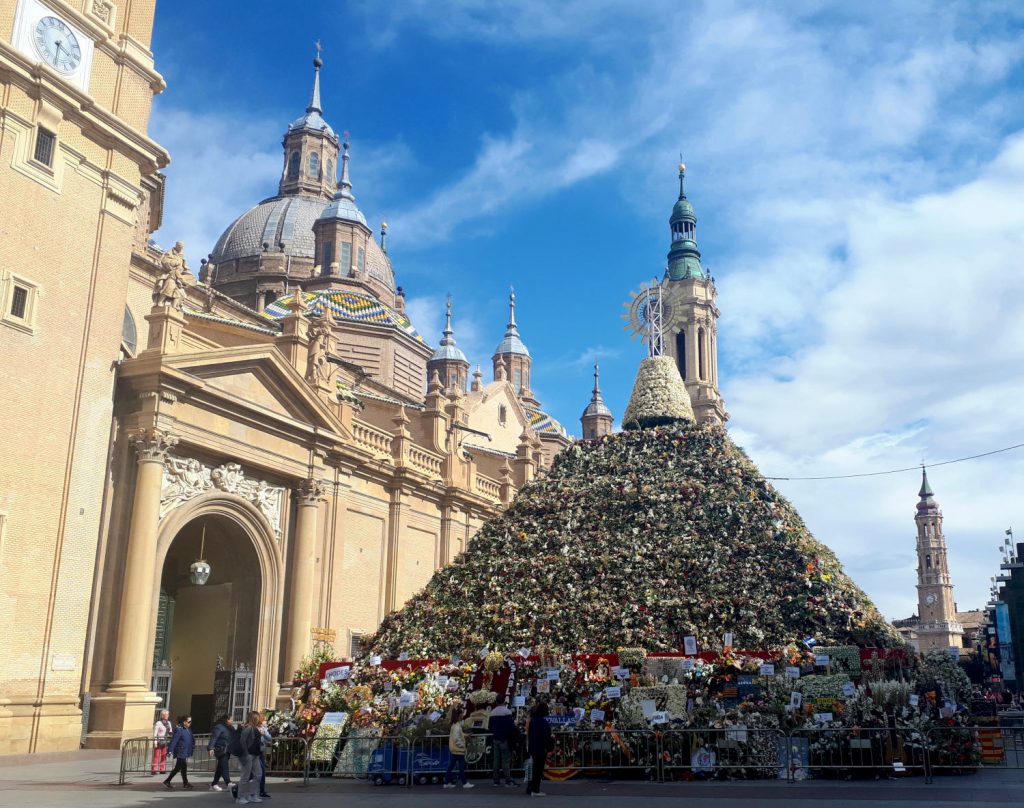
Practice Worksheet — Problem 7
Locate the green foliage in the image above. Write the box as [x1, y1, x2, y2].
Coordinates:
[919, 648, 972, 703]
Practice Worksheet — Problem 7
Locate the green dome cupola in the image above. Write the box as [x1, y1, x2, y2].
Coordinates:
[666, 163, 705, 281]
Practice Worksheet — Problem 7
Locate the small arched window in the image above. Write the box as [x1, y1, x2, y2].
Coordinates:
[498, 405, 507, 426]
[698, 328, 707, 381]
[287, 151, 300, 180]
[326, 158, 335, 183]
[676, 331, 686, 380]
[308, 152, 320, 178]
[926, 554, 932, 569]
[121, 306, 137, 354]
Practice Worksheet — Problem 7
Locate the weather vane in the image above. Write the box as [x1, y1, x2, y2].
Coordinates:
[315, 39, 323, 58]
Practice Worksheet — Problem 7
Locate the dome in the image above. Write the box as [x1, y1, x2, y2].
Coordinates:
[526, 407, 568, 439]
[318, 193, 367, 227]
[210, 195, 326, 263]
[494, 331, 530, 357]
[431, 343, 468, 363]
[289, 109, 336, 140]
[582, 398, 613, 419]
[671, 197, 695, 221]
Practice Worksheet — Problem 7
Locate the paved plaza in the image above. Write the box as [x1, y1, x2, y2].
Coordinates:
[1, 751, 1022, 808]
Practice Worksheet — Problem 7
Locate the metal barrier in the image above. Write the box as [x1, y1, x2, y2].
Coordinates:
[545, 729, 658, 781]
[658, 727, 783, 781]
[327, 734, 410, 785]
[263, 736, 311, 784]
[119, 734, 214, 784]
[923, 726, 1018, 782]
[788, 726, 927, 782]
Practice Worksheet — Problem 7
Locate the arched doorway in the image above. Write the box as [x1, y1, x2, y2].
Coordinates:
[152, 496, 282, 733]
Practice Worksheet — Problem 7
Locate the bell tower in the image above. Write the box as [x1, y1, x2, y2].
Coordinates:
[661, 164, 727, 425]
[914, 469, 963, 653]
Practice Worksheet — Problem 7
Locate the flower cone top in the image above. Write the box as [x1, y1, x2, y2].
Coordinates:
[367, 417, 900, 658]
[622, 355, 694, 430]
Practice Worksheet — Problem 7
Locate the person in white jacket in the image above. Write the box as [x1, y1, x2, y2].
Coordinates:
[152, 710, 172, 775]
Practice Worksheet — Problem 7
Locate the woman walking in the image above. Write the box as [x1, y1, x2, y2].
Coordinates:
[233, 710, 265, 805]
[151, 709, 172, 776]
[442, 705, 474, 789]
[162, 715, 195, 790]
[208, 715, 235, 791]
[526, 702, 552, 797]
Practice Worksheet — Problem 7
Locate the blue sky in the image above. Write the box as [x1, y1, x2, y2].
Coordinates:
[150, 0, 1024, 623]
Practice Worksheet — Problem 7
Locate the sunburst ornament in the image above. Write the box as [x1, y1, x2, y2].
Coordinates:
[622, 278, 680, 357]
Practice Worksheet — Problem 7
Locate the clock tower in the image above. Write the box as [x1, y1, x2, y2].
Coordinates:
[914, 469, 963, 653]
[0, 0, 168, 753]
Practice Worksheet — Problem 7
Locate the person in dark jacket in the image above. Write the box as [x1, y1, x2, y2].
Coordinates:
[208, 715, 235, 791]
[489, 698, 518, 786]
[526, 702, 552, 797]
[163, 715, 195, 790]
[233, 710, 264, 804]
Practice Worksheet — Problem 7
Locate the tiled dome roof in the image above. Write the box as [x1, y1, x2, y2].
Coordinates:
[262, 289, 422, 341]
[526, 407, 568, 438]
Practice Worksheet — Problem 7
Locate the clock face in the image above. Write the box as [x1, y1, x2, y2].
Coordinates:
[33, 15, 82, 74]
[925, 593, 937, 605]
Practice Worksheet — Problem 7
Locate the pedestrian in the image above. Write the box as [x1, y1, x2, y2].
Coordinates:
[489, 697, 518, 787]
[257, 716, 273, 799]
[442, 705, 474, 789]
[233, 710, 265, 805]
[526, 702, 553, 797]
[162, 715, 195, 790]
[208, 714, 235, 791]
[151, 709, 172, 776]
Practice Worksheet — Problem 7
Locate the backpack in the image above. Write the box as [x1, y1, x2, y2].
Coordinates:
[228, 725, 245, 757]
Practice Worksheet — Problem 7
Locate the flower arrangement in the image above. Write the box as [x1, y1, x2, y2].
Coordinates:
[364, 421, 899, 658]
[621, 356, 695, 429]
[618, 647, 647, 671]
[467, 689, 498, 706]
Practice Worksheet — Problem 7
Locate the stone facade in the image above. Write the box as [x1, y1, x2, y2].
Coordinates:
[0, 9, 570, 754]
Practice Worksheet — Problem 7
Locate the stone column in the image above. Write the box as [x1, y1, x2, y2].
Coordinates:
[87, 428, 175, 748]
[284, 478, 325, 684]
[109, 427, 177, 690]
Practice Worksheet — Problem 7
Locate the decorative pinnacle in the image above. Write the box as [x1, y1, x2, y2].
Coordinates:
[508, 286, 517, 329]
[441, 294, 456, 346]
[380, 220, 388, 253]
[678, 158, 686, 199]
[919, 466, 934, 499]
[593, 363, 601, 395]
[338, 134, 354, 201]
[308, 43, 323, 113]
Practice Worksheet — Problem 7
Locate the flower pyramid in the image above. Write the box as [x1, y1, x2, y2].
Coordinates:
[367, 357, 900, 657]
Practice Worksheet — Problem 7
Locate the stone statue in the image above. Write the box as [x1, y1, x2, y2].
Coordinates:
[153, 241, 191, 309]
[306, 316, 335, 385]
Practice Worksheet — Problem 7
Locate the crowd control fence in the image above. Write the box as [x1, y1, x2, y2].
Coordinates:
[119, 723, 1024, 787]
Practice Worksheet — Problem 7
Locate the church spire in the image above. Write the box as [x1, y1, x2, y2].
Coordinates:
[917, 466, 937, 511]
[427, 294, 469, 393]
[308, 43, 323, 113]
[493, 287, 536, 405]
[667, 162, 704, 280]
[338, 135, 355, 201]
[580, 363, 614, 440]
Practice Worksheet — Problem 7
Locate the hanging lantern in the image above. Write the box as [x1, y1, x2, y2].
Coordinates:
[190, 524, 211, 585]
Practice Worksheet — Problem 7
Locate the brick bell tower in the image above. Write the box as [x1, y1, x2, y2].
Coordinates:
[914, 469, 963, 653]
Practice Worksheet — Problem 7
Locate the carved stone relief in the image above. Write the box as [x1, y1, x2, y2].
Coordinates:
[161, 454, 285, 537]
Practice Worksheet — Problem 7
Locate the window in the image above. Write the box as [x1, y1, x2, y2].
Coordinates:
[321, 241, 334, 276]
[1, 271, 39, 332]
[10, 286, 27, 319]
[33, 128, 56, 167]
[308, 152, 320, 178]
[675, 332, 686, 380]
[121, 306, 137, 355]
[350, 632, 364, 659]
[698, 328, 707, 380]
[340, 242, 352, 274]
[326, 158, 335, 182]
[513, 368, 522, 392]
[357, 247, 365, 273]
[288, 151, 300, 180]
[498, 405, 507, 426]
